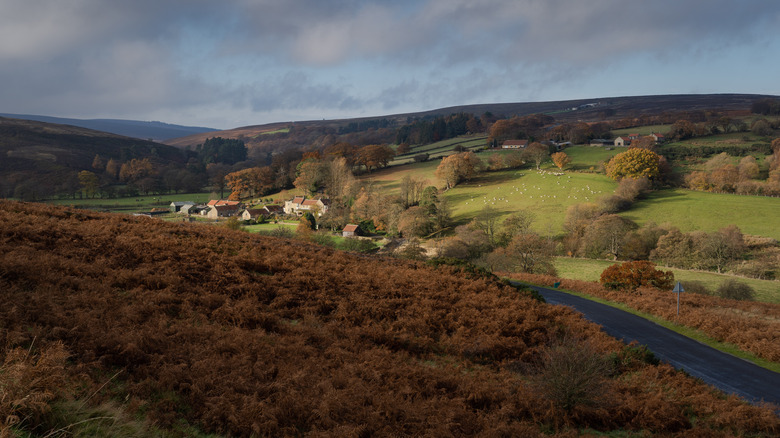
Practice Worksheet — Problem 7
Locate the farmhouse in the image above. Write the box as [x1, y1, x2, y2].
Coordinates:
[614, 136, 631, 147]
[501, 140, 528, 149]
[241, 208, 266, 221]
[284, 196, 330, 216]
[651, 133, 665, 143]
[342, 224, 362, 237]
[206, 204, 240, 220]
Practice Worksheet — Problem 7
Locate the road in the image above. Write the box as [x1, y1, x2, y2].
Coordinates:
[528, 284, 780, 408]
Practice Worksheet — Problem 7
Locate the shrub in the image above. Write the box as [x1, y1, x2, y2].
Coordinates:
[531, 335, 613, 413]
[681, 280, 711, 296]
[599, 260, 674, 291]
[716, 279, 756, 301]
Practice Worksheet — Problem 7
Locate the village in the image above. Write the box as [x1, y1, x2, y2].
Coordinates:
[166, 195, 368, 238]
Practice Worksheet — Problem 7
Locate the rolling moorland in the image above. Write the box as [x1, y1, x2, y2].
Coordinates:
[1, 201, 779, 437]
[3, 93, 780, 435]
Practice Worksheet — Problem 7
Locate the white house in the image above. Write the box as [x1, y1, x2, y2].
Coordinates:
[501, 140, 528, 149]
[283, 196, 330, 216]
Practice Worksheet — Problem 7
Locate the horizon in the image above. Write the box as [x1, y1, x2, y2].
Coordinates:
[2, 1, 779, 130]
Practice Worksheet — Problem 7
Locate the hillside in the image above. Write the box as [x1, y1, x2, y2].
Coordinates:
[1, 200, 777, 437]
[0, 117, 189, 199]
[165, 93, 777, 148]
[0, 113, 217, 141]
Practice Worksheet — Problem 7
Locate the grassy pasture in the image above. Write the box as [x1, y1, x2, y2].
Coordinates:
[445, 169, 617, 234]
[620, 189, 780, 240]
[392, 135, 487, 165]
[554, 257, 780, 304]
[48, 192, 215, 212]
[560, 145, 621, 170]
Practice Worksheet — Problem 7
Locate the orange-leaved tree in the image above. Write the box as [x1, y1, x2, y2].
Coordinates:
[605, 148, 661, 181]
[599, 260, 674, 292]
[551, 151, 571, 170]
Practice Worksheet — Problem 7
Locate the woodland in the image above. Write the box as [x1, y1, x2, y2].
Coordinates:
[1, 201, 779, 437]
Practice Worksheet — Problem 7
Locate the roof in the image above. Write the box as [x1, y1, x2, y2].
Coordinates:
[502, 140, 528, 146]
[291, 196, 305, 204]
[214, 204, 240, 211]
[208, 200, 239, 206]
[301, 199, 319, 206]
[244, 208, 265, 216]
[264, 205, 283, 212]
[343, 224, 360, 232]
[171, 201, 195, 206]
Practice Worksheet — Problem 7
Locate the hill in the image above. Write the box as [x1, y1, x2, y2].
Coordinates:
[0, 113, 216, 141]
[0, 116, 189, 199]
[164, 93, 777, 148]
[1, 200, 777, 436]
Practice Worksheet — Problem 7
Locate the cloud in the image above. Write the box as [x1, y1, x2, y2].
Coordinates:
[1, 0, 778, 127]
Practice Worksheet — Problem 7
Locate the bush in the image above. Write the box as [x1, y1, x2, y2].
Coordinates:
[681, 280, 711, 296]
[599, 260, 674, 291]
[716, 279, 756, 301]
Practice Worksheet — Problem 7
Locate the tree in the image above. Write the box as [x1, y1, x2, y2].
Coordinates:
[434, 151, 483, 189]
[294, 159, 324, 196]
[738, 156, 760, 180]
[397, 206, 434, 238]
[698, 225, 745, 273]
[524, 142, 549, 170]
[716, 279, 755, 301]
[357, 144, 395, 172]
[105, 158, 120, 179]
[550, 151, 571, 170]
[494, 233, 557, 275]
[91, 154, 105, 171]
[325, 157, 356, 200]
[398, 175, 427, 208]
[496, 209, 535, 246]
[78, 170, 100, 198]
[599, 260, 674, 291]
[580, 214, 636, 260]
[197, 137, 247, 165]
[605, 148, 662, 181]
[119, 158, 154, 183]
[651, 228, 700, 269]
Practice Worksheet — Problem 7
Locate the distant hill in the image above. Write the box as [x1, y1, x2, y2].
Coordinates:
[165, 93, 777, 148]
[0, 113, 217, 141]
[0, 116, 189, 199]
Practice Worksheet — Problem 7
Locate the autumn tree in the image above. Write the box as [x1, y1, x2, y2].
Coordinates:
[398, 175, 427, 208]
[699, 225, 745, 274]
[551, 151, 571, 170]
[605, 148, 662, 181]
[78, 170, 100, 198]
[524, 142, 550, 170]
[473, 205, 501, 246]
[397, 206, 434, 238]
[650, 228, 700, 270]
[491, 232, 556, 275]
[580, 214, 636, 260]
[294, 159, 324, 196]
[105, 158, 120, 179]
[434, 151, 483, 189]
[496, 209, 535, 246]
[357, 144, 395, 172]
[503, 151, 525, 169]
[738, 156, 760, 180]
[325, 157, 357, 200]
[91, 154, 105, 171]
[599, 260, 674, 291]
[225, 167, 269, 200]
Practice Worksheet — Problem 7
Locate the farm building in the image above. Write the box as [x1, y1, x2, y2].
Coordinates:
[284, 196, 330, 216]
[241, 208, 266, 221]
[342, 224, 362, 237]
[206, 204, 240, 220]
[170, 201, 195, 213]
[501, 140, 528, 149]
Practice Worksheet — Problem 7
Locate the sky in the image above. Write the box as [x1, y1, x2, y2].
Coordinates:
[1, 0, 779, 130]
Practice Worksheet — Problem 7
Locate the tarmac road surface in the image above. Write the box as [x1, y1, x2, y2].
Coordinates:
[528, 284, 780, 408]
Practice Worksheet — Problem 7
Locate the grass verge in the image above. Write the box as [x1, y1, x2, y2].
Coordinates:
[514, 279, 780, 374]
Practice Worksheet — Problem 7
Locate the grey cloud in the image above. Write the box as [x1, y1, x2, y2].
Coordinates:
[249, 71, 365, 112]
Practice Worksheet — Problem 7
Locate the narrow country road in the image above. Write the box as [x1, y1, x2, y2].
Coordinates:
[527, 284, 780, 408]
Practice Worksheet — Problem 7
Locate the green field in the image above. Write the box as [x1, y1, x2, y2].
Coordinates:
[392, 135, 487, 165]
[554, 257, 780, 304]
[445, 169, 617, 234]
[48, 192, 215, 213]
[561, 145, 621, 170]
[620, 189, 780, 240]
